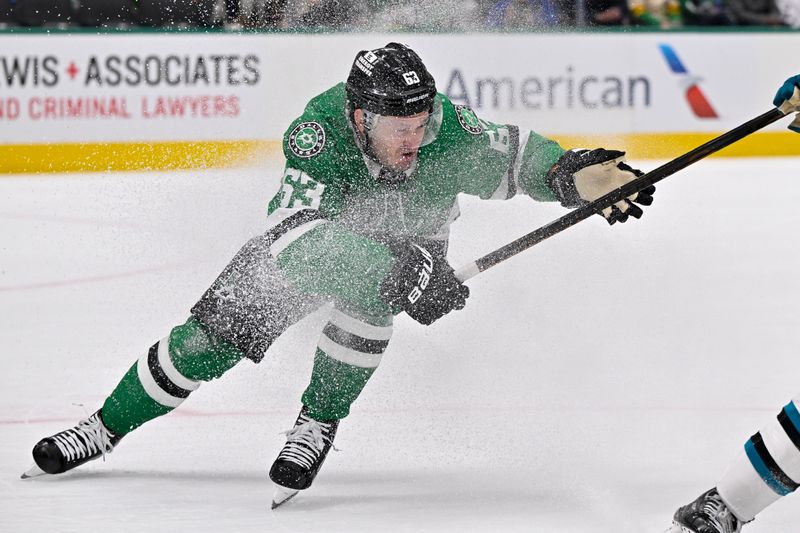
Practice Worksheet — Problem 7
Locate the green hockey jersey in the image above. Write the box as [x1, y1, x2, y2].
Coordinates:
[265, 83, 566, 315]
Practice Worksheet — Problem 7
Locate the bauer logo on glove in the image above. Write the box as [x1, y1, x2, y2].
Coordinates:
[407, 244, 434, 304]
[380, 243, 469, 326]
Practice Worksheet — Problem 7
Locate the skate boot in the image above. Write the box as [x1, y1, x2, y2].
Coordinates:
[668, 488, 743, 533]
[23, 410, 122, 478]
[269, 406, 339, 508]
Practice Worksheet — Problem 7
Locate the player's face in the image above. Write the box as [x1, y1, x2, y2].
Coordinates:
[359, 110, 430, 171]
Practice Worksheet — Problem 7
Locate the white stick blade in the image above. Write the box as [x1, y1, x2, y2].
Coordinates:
[664, 523, 690, 533]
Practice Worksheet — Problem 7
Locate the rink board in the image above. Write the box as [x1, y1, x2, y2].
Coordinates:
[0, 31, 798, 172]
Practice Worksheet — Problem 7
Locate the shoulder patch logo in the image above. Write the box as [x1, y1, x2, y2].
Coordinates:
[289, 122, 326, 158]
[454, 104, 483, 135]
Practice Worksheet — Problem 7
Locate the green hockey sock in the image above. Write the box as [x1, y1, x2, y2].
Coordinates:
[301, 348, 377, 421]
[101, 317, 245, 435]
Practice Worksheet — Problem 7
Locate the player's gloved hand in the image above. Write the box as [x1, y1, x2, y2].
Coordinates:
[773, 75, 800, 132]
[546, 148, 655, 225]
[380, 243, 469, 326]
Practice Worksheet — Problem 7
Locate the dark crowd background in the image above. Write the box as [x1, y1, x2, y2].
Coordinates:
[0, 0, 796, 30]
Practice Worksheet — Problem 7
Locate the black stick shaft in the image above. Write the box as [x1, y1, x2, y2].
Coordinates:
[456, 107, 787, 282]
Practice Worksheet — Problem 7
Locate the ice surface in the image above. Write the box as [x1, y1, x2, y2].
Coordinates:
[1, 157, 800, 532]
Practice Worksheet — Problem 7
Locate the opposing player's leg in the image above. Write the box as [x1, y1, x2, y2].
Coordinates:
[270, 305, 392, 507]
[669, 488, 742, 533]
[668, 396, 800, 532]
[667, 75, 800, 532]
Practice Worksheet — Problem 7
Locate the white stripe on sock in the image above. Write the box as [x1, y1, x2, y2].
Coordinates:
[328, 308, 393, 341]
[136, 355, 185, 408]
[158, 337, 201, 392]
[760, 417, 800, 485]
[318, 333, 383, 368]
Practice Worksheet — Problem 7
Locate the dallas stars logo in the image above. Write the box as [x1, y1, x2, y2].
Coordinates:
[288, 121, 326, 158]
[454, 105, 483, 135]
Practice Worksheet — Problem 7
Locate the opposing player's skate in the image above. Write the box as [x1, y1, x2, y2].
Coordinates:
[269, 406, 339, 509]
[667, 488, 742, 533]
[22, 410, 122, 479]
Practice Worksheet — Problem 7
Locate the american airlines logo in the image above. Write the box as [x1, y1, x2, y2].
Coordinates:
[658, 44, 718, 119]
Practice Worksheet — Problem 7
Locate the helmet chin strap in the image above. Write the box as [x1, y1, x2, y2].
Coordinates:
[377, 166, 412, 185]
[359, 109, 379, 162]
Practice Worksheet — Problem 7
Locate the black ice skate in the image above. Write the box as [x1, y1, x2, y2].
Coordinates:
[22, 410, 122, 479]
[667, 488, 743, 533]
[269, 406, 339, 509]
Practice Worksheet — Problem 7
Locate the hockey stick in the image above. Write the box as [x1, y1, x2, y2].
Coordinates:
[455, 107, 789, 282]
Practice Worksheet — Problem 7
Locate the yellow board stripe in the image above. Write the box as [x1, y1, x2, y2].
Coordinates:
[553, 131, 800, 160]
[0, 131, 797, 174]
[0, 140, 281, 174]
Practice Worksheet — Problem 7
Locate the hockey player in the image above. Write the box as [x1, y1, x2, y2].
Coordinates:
[668, 74, 800, 533]
[23, 43, 655, 507]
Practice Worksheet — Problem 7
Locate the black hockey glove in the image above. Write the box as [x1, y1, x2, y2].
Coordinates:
[379, 243, 469, 326]
[546, 148, 655, 225]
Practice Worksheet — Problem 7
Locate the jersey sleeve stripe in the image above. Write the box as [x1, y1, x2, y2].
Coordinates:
[271, 219, 327, 257]
[511, 129, 531, 195]
[429, 202, 461, 242]
[266, 208, 327, 258]
[505, 125, 521, 199]
[265, 207, 324, 235]
[488, 125, 521, 200]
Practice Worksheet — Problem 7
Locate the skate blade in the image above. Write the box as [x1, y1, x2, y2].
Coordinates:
[21, 463, 47, 479]
[271, 485, 299, 510]
[663, 522, 691, 533]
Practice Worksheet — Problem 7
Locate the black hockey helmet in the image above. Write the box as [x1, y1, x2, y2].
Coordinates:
[345, 43, 437, 117]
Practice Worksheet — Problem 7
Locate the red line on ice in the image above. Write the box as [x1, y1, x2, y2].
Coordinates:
[0, 406, 774, 426]
[0, 211, 151, 231]
[0, 263, 191, 292]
